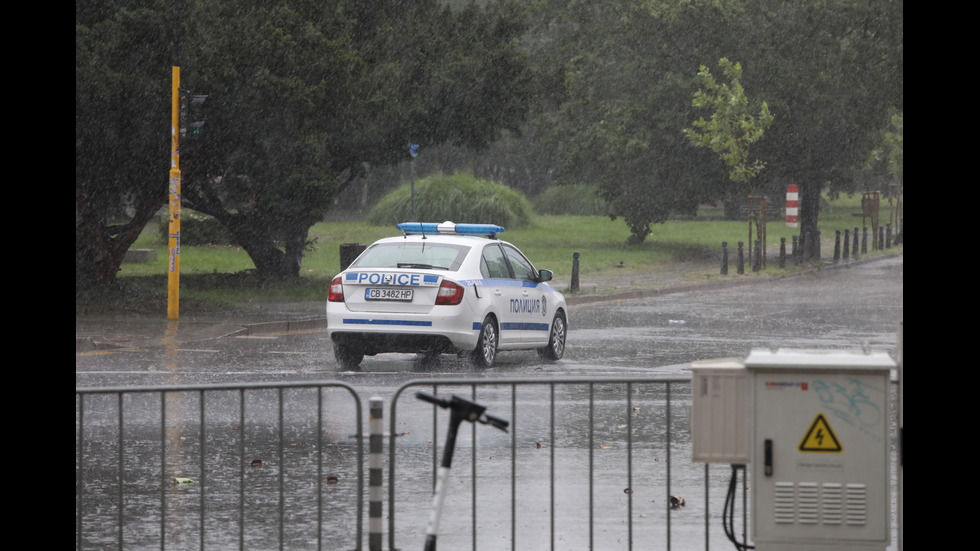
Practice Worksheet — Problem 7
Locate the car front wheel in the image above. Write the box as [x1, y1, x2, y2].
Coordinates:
[538, 311, 566, 361]
[471, 316, 498, 368]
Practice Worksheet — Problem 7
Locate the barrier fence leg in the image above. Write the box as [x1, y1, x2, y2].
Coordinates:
[369, 397, 383, 551]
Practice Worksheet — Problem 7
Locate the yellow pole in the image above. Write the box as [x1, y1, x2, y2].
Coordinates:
[168, 66, 181, 320]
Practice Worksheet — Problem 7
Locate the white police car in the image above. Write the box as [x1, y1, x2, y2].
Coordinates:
[326, 222, 568, 369]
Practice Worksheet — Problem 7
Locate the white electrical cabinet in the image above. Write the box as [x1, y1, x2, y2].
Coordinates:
[745, 349, 895, 551]
[690, 358, 750, 464]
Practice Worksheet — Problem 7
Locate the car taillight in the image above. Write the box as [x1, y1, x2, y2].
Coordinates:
[328, 276, 345, 302]
[435, 280, 464, 305]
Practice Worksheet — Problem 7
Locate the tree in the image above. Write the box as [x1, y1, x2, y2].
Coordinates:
[76, 0, 535, 283]
[531, 0, 732, 243]
[744, 0, 904, 259]
[683, 58, 772, 187]
[178, 0, 534, 277]
[76, 0, 173, 286]
[884, 112, 903, 186]
[481, 0, 901, 247]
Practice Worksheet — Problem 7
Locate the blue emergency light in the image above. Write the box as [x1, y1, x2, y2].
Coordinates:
[396, 221, 505, 237]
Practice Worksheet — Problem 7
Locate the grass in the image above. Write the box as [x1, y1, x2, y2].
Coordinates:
[101, 193, 902, 310]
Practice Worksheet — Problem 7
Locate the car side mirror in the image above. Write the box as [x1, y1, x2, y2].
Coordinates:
[538, 269, 553, 283]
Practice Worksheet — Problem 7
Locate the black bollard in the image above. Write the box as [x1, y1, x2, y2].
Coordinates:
[778, 237, 786, 269]
[862, 226, 868, 255]
[834, 230, 841, 264]
[737, 241, 745, 274]
[843, 229, 850, 261]
[571, 251, 580, 293]
[339, 243, 366, 271]
[886, 223, 892, 248]
[852, 228, 860, 260]
[721, 242, 729, 275]
[878, 226, 885, 251]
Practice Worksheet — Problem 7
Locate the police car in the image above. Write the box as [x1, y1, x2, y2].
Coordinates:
[326, 222, 568, 369]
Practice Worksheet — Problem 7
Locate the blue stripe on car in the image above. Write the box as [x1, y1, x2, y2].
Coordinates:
[459, 278, 556, 291]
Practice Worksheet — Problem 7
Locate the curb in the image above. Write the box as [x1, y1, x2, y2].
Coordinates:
[242, 317, 328, 335]
[564, 251, 901, 306]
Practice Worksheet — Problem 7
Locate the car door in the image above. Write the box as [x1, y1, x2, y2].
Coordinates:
[479, 242, 523, 348]
[500, 244, 551, 345]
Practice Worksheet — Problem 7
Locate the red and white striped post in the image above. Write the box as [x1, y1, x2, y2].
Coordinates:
[785, 185, 799, 228]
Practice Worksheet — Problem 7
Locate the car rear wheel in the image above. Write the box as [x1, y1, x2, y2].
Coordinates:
[470, 316, 498, 368]
[334, 344, 364, 370]
[538, 311, 566, 361]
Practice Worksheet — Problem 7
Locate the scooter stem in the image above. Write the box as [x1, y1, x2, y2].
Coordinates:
[417, 393, 507, 551]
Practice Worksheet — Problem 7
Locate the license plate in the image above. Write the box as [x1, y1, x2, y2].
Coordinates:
[365, 288, 414, 301]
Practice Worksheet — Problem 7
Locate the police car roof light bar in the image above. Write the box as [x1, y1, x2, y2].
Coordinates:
[397, 221, 505, 237]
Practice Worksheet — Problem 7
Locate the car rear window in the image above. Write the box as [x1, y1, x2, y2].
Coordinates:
[352, 242, 471, 271]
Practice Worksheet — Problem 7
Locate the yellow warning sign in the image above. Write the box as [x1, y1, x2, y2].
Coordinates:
[799, 413, 842, 453]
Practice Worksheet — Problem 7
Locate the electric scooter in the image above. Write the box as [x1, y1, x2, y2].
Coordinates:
[415, 391, 509, 551]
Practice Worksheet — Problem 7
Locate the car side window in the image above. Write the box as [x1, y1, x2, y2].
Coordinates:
[481, 244, 511, 279]
[503, 245, 537, 281]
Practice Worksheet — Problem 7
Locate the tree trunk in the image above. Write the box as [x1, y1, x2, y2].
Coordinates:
[225, 218, 307, 278]
[798, 181, 821, 263]
[75, 182, 162, 287]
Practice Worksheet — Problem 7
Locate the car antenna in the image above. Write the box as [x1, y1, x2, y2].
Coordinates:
[397, 220, 427, 239]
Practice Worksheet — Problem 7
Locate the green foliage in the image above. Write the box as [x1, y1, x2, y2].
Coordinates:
[367, 173, 535, 228]
[684, 58, 773, 186]
[513, 0, 902, 245]
[76, 0, 175, 285]
[884, 113, 903, 185]
[76, 0, 534, 283]
[533, 184, 610, 215]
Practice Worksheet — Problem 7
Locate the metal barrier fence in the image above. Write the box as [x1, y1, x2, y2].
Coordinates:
[78, 377, 899, 550]
[386, 376, 749, 551]
[75, 382, 364, 551]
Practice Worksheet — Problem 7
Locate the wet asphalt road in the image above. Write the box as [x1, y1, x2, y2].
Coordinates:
[76, 255, 903, 387]
[76, 255, 903, 550]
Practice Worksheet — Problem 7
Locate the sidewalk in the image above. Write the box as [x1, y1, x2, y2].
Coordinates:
[76, 251, 902, 353]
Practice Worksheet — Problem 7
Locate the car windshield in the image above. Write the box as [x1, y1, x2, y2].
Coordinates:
[352, 242, 471, 271]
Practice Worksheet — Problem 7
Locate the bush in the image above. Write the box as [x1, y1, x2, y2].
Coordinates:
[367, 173, 535, 228]
[533, 184, 610, 216]
[159, 210, 233, 246]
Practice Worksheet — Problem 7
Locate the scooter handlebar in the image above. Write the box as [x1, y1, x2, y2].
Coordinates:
[416, 392, 509, 432]
[415, 391, 451, 408]
[481, 413, 509, 432]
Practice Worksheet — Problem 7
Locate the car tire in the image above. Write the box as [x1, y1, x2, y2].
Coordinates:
[538, 311, 566, 361]
[471, 315, 498, 368]
[334, 344, 364, 370]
